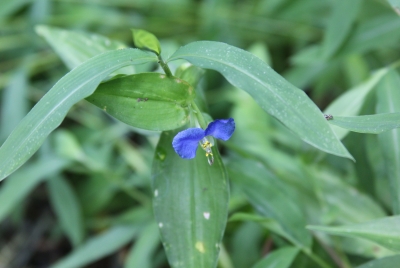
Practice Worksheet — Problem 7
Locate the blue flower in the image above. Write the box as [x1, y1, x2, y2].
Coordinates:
[172, 118, 235, 164]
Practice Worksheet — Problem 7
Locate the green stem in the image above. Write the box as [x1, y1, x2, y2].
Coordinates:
[191, 101, 207, 129]
[158, 55, 173, 77]
[303, 249, 334, 268]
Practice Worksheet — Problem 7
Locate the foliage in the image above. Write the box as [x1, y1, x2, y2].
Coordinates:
[1, 1, 400, 268]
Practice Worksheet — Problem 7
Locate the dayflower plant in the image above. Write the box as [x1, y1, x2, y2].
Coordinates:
[172, 118, 235, 165]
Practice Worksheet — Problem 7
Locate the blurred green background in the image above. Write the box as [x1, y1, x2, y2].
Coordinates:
[1, 0, 400, 267]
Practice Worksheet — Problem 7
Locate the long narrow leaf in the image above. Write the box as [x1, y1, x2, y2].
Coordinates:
[51, 226, 140, 268]
[321, 0, 361, 59]
[252, 247, 299, 268]
[0, 157, 68, 222]
[324, 68, 389, 139]
[376, 69, 400, 214]
[168, 41, 353, 160]
[125, 223, 160, 268]
[0, 68, 28, 141]
[227, 158, 312, 250]
[358, 255, 400, 268]
[308, 216, 400, 252]
[47, 175, 85, 247]
[0, 49, 157, 181]
[328, 113, 400, 134]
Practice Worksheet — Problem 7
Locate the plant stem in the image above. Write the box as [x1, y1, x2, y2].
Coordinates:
[191, 101, 207, 129]
[158, 55, 173, 77]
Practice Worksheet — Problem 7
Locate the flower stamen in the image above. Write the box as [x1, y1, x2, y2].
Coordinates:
[200, 138, 214, 165]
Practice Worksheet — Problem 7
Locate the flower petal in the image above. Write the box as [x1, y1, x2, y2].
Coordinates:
[172, 128, 206, 159]
[205, 118, 235, 141]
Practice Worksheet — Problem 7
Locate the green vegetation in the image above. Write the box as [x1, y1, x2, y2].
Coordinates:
[1, 1, 400, 267]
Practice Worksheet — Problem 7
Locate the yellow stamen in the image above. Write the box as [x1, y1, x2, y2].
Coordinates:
[200, 139, 214, 165]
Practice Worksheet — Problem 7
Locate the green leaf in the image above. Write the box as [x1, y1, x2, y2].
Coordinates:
[168, 41, 353, 160]
[321, 0, 361, 59]
[152, 130, 229, 268]
[229, 213, 294, 245]
[51, 226, 140, 268]
[0, 157, 68, 222]
[386, 0, 400, 16]
[358, 255, 400, 268]
[376, 69, 400, 214]
[230, 221, 264, 268]
[308, 216, 400, 252]
[47, 175, 85, 247]
[328, 113, 400, 134]
[342, 13, 400, 55]
[131, 29, 161, 55]
[0, 0, 31, 19]
[227, 158, 312, 250]
[86, 73, 194, 131]
[0, 49, 157, 182]
[0, 68, 28, 141]
[36, 25, 132, 72]
[311, 167, 386, 225]
[252, 247, 299, 268]
[175, 64, 207, 111]
[125, 223, 160, 268]
[324, 67, 389, 139]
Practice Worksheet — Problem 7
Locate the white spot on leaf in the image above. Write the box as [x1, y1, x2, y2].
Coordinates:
[203, 212, 210, 220]
[159, 222, 163, 228]
[195, 242, 205, 253]
[154, 189, 158, 197]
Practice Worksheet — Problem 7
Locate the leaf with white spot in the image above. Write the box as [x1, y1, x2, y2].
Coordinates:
[152, 130, 229, 268]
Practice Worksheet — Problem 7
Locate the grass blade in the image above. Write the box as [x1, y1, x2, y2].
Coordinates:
[321, 0, 361, 59]
[51, 226, 140, 268]
[47, 175, 85, 247]
[227, 158, 312, 250]
[0, 68, 28, 141]
[358, 255, 400, 268]
[324, 68, 389, 139]
[252, 247, 299, 268]
[0, 49, 157, 181]
[376, 69, 400, 214]
[328, 113, 400, 134]
[0, 157, 68, 222]
[308, 216, 400, 252]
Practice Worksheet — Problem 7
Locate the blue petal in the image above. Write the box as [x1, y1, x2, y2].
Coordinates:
[172, 128, 206, 159]
[205, 118, 235, 141]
